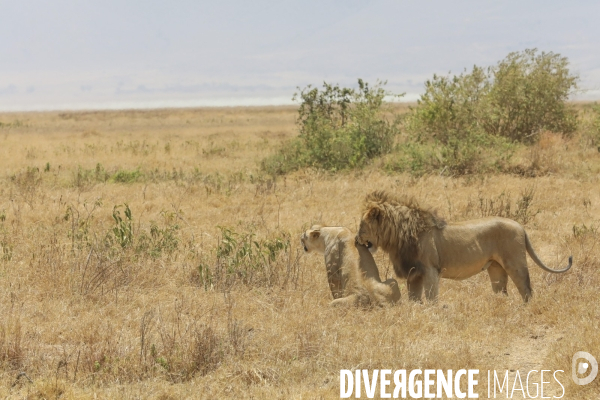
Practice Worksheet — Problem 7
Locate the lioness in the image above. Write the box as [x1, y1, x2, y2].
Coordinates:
[301, 225, 401, 307]
[356, 191, 572, 302]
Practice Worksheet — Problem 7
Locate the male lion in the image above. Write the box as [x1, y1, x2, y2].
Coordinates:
[356, 191, 572, 302]
[301, 225, 401, 307]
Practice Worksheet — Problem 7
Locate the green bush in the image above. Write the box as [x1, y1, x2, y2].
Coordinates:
[262, 79, 401, 174]
[106, 204, 179, 258]
[395, 49, 578, 175]
[405, 65, 491, 145]
[407, 49, 578, 144]
[579, 103, 600, 149]
[196, 226, 294, 289]
[73, 163, 111, 188]
[487, 49, 579, 142]
[111, 168, 142, 183]
[388, 133, 515, 176]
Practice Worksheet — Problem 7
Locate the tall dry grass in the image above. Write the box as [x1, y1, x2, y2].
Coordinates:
[0, 106, 599, 398]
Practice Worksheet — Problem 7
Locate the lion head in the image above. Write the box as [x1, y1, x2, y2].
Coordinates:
[300, 225, 325, 253]
[357, 191, 445, 256]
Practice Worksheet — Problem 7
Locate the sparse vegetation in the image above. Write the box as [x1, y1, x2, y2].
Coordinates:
[110, 168, 143, 184]
[0, 96, 598, 398]
[0, 119, 25, 129]
[194, 226, 298, 290]
[463, 185, 540, 225]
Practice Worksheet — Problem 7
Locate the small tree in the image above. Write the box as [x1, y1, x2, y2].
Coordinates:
[487, 49, 579, 142]
[405, 49, 579, 145]
[395, 49, 579, 175]
[262, 79, 401, 174]
[405, 65, 490, 144]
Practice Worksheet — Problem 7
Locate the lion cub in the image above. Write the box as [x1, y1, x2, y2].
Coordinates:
[301, 225, 401, 307]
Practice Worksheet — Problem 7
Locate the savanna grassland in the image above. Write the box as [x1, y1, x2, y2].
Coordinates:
[1, 104, 600, 399]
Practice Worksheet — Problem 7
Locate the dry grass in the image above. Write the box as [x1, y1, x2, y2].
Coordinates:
[0, 106, 599, 399]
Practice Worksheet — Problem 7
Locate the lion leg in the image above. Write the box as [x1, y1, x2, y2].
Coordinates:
[330, 294, 358, 307]
[407, 276, 424, 302]
[487, 261, 508, 295]
[326, 262, 344, 299]
[330, 293, 371, 308]
[382, 278, 402, 304]
[368, 279, 401, 305]
[504, 264, 533, 302]
[422, 268, 440, 302]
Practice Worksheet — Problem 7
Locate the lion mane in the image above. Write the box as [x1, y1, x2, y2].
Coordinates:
[362, 191, 445, 268]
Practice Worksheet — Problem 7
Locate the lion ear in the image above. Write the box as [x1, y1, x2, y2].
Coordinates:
[309, 231, 320, 239]
[367, 206, 381, 220]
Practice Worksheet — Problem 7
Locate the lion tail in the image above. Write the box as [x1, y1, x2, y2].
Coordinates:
[525, 232, 572, 273]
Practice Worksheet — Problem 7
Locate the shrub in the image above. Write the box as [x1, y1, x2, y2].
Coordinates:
[396, 49, 578, 175]
[408, 49, 579, 144]
[73, 163, 111, 188]
[389, 126, 515, 176]
[578, 103, 600, 149]
[195, 226, 299, 290]
[106, 204, 179, 258]
[10, 167, 43, 208]
[487, 49, 579, 142]
[262, 79, 401, 174]
[404, 65, 491, 145]
[111, 168, 143, 183]
[137, 211, 180, 258]
[111, 204, 134, 249]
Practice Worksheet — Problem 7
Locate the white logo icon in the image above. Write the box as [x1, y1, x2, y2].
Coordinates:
[572, 351, 598, 385]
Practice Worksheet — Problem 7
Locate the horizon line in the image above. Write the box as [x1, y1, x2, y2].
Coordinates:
[1, 92, 598, 114]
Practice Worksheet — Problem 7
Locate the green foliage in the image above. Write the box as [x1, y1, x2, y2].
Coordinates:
[488, 49, 578, 141]
[61, 202, 181, 296]
[262, 79, 401, 174]
[155, 355, 169, 371]
[388, 133, 515, 176]
[196, 226, 296, 289]
[405, 65, 491, 145]
[396, 49, 578, 175]
[408, 49, 578, 143]
[579, 103, 600, 149]
[107, 204, 180, 258]
[594, 104, 600, 134]
[72, 165, 142, 186]
[73, 163, 111, 188]
[68, 164, 253, 191]
[64, 198, 102, 250]
[137, 211, 180, 258]
[0, 120, 24, 129]
[572, 223, 598, 240]
[0, 238, 12, 261]
[111, 168, 142, 183]
[216, 225, 288, 275]
[111, 204, 134, 249]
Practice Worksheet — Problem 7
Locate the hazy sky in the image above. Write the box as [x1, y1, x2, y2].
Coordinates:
[1, 0, 599, 111]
